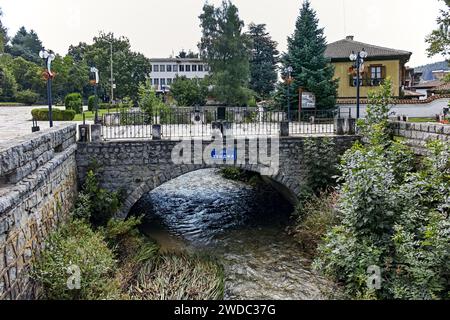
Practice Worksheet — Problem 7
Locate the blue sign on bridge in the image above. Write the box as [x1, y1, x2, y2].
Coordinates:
[211, 148, 237, 161]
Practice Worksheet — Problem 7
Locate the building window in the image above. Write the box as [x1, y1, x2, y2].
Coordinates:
[179, 65, 185, 72]
[192, 65, 197, 72]
[173, 64, 178, 72]
[161, 78, 166, 86]
[204, 65, 210, 72]
[186, 65, 191, 72]
[153, 78, 159, 86]
[160, 65, 166, 72]
[153, 65, 159, 72]
[198, 64, 204, 72]
[370, 66, 383, 86]
[167, 65, 172, 72]
[167, 78, 172, 85]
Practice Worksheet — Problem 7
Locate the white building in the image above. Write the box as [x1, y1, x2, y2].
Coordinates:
[149, 58, 210, 92]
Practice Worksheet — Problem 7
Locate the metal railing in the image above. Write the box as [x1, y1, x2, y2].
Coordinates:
[101, 108, 343, 140]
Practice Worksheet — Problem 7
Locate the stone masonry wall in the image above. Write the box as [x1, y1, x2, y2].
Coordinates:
[0, 124, 78, 300]
[76, 135, 358, 218]
[390, 121, 450, 155]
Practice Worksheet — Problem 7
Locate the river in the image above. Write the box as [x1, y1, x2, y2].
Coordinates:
[131, 168, 336, 300]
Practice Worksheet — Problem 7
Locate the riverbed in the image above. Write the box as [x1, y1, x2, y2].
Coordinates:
[131, 168, 335, 300]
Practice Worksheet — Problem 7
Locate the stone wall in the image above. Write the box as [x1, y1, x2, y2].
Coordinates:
[76, 136, 358, 218]
[0, 124, 78, 300]
[390, 121, 450, 155]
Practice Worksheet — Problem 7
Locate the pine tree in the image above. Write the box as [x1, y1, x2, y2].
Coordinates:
[278, 0, 338, 111]
[248, 23, 279, 100]
[8, 26, 43, 63]
[0, 8, 8, 53]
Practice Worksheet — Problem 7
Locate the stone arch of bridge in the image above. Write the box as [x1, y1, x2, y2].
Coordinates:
[118, 163, 298, 219]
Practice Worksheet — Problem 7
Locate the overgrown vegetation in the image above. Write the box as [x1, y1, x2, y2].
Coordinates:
[32, 220, 120, 300]
[128, 254, 224, 300]
[312, 79, 450, 300]
[290, 190, 340, 257]
[219, 167, 258, 183]
[32, 168, 224, 300]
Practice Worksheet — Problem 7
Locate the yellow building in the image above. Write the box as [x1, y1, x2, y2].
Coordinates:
[325, 36, 412, 100]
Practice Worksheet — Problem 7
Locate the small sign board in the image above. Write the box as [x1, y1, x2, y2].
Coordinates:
[211, 148, 237, 161]
[302, 92, 316, 109]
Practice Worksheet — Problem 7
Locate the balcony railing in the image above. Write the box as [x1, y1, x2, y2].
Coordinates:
[349, 77, 385, 87]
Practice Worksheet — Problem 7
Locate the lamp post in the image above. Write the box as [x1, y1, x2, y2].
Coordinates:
[90, 67, 100, 124]
[39, 49, 56, 128]
[284, 66, 294, 121]
[349, 49, 368, 119]
[105, 40, 114, 104]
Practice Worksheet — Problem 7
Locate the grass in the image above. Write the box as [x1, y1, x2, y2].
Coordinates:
[290, 190, 340, 257]
[0, 102, 26, 107]
[128, 253, 224, 300]
[408, 118, 436, 123]
[73, 108, 129, 121]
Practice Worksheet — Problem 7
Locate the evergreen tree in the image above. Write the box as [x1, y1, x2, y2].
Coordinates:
[0, 8, 8, 53]
[248, 23, 279, 100]
[199, 1, 252, 106]
[8, 26, 43, 63]
[278, 0, 337, 111]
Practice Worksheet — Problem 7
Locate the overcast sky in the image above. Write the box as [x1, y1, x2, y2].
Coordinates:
[0, 0, 447, 67]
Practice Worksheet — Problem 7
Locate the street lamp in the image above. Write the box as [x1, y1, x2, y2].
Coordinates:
[349, 49, 368, 119]
[104, 40, 115, 104]
[39, 48, 56, 128]
[90, 67, 100, 124]
[284, 66, 294, 121]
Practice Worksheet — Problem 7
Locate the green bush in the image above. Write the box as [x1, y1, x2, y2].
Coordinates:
[16, 90, 39, 105]
[315, 79, 450, 300]
[31, 108, 76, 121]
[64, 93, 83, 114]
[88, 95, 98, 112]
[31, 219, 120, 300]
[82, 170, 122, 227]
[291, 190, 340, 256]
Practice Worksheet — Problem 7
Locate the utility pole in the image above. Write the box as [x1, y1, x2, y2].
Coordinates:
[110, 41, 114, 104]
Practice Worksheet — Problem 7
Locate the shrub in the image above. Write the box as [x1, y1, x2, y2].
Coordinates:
[31, 219, 120, 300]
[315, 79, 450, 300]
[171, 76, 208, 106]
[64, 93, 83, 114]
[31, 108, 76, 121]
[82, 170, 122, 227]
[88, 95, 98, 112]
[291, 190, 340, 256]
[138, 80, 170, 116]
[16, 89, 39, 105]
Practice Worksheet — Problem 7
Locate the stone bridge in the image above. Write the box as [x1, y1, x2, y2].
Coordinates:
[3, 120, 446, 299]
[76, 135, 358, 218]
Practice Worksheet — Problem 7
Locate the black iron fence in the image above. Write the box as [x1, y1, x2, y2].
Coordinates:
[101, 108, 345, 140]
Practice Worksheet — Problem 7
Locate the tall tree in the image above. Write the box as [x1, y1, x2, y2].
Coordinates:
[8, 26, 43, 63]
[0, 64, 17, 101]
[68, 32, 152, 102]
[199, 1, 252, 106]
[278, 0, 337, 111]
[426, 0, 450, 59]
[0, 8, 8, 53]
[9, 56, 46, 95]
[247, 23, 279, 100]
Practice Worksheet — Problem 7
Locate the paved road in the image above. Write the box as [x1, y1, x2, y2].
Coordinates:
[0, 106, 91, 145]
